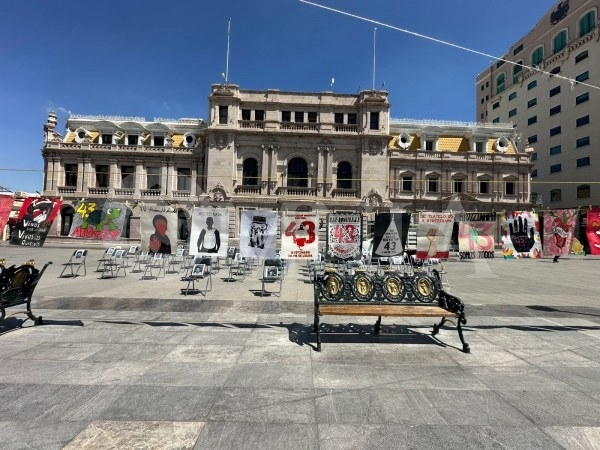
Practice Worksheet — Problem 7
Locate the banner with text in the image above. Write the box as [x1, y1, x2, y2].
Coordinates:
[141, 210, 178, 254]
[239, 210, 277, 259]
[326, 212, 362, 260]
[542, 209, 578, 257]
[10, 197, 62, 247]
[372, 213, 411, 258]
[0, 194, 14, 236]
[68, 201, 127, 240]
[500, 211, 541, 258]
[281, 212, 318, 259]
[458, 221, 496, 254]
[586, 207, 600, 255]
[415, 212, 454, 259]
[190, 207, 229, 257]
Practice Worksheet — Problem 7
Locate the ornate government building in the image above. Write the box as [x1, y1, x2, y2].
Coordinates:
[41, 84, 532, 243]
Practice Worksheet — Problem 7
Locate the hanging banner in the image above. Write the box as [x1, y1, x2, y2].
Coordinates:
[190, 207, 229, 257]
[415, 212, 454, 259]
[68, 201, 127, 240]
[500, 211, 541, 258]
[586, 207, 600, 255]
[542, 209, 578, 257]
[9, 196, 62, 247]
[458, 221, 496, 255]
[0, 193, 14, 237]
[141, 210, 178, 254]
[372, 213, 410, 258]
[239, 210, 277, 259]
[281, 212, 318, 259]
[326, 212, 362, 260]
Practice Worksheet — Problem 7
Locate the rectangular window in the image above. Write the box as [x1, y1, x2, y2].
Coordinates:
[577, 185, 591, 198]
[402, 176, 413, 192]
[492, 117, 500, 123]
[496, 60, 505, 68]
[549, 86, 561, 97]
[241, 109, 251, 120]
[576, 92, 589, 105]
[153, 135, 164, 146]
[147, 167, 160, 190]
[550, 126, 561, 137]
[531, 152, 537, 161]
[576, 71, 589, 83]
[527, 80, 537, 90]
[334, 113, 344, 124]
[369, 112, 379, 130]
[528, 98, 537, 108]
[528, 116, 537, 125]
[347, 113, 357, 124]
[492, 102, 500, 109]
[576, 115, 590, 127]
[550, 66, 560, 75]
[425, 140, 434, 151]
[550, 105, 561, 116]
[427, 178, 439, 193]
[121, 165, 135, 189]
[307, 111, 318, 123]
[508, 108, 517, 117]
[528, 135, 538, 144]
[577, 156, 591, 167]
[219, 105, 228, 124]
[550, 164, 562, 174]
[96, 164, 109, 188]
[505, 181, 516, 196]
[101, 134, 112, 144]
[577, 136, 590, 148]
[255, 110, 265, 121]
[550, 145, 561, 155]
[475, 142, 484, 153]
[65, 163, 78, 187]
[531, 169, 538, 178]
[294, 111, 304, 122]
[127, 134, 138, 145]
[513, 43, 523, 55]
[575, 50, 589, 63]
[282, 111, 291, 122]
[453, 179, 464, 193]
[479, 180, 489, 194]
[509, 92, 517, 101]
[177, 168, 191, 191]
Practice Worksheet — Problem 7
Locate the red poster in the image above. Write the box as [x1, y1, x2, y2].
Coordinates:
[10, 197, 62, 247]
[0, 194, 14, 235]
[586, 207, 600, 255]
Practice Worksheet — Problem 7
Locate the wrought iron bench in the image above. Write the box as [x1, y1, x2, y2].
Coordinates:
[0, 260, 53, 325]
[313, 268, 469, 353]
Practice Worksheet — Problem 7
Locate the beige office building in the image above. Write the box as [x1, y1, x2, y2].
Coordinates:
[476, 0, 598, 209]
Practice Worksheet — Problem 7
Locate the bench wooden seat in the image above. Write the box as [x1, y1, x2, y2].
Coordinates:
[314, 269, 469, 353]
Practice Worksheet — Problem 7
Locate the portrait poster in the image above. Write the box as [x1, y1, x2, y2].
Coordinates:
[10, 196, 62, 247]
[281, 212, 318, 259]
[586, 207, 600, 255]
[68, 201, 127, 240]
[239, 210, 277, 259]
[499, 211, 541, 259]
[326, 212, 362, 260]
[190, 207, 229, 257]
[0, 193, 14, 236]
[140, 210, 178, 254]
[415, 212, 454, 259]
[542, 209, 578, 257]
[371, 213, 411, 258]
[458, 221, 496, 253]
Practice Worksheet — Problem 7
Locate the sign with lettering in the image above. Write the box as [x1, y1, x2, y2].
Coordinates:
[372, 213, 410, 258]
[281, 212, 318, 259]
[542, 209, 578, 257]
[499, 211, 541, 258]
[190, 207, 229, 257]
[68, 201, 127, 240]
[326, 212, 362, 260]
[415, 212, 454, 259]
[10, 197, 62, 247]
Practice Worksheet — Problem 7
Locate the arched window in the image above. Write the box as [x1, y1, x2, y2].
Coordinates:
[496, 73, 506, 95]
[550, 189, 562, 202]
[60, 205, 75, 236]
[577, 184, 591, 199]
[336, 161, 352, 189]
[287, 157, 308, 187]
[242, 158, 259, 186]
[553, 29, 567, 54]
[531, 46, 544, 66]
[579, 10, 596, 37]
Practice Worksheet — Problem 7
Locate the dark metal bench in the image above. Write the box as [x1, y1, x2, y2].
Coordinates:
[313, 268, 469, 353]
[0, 261, 53, 325]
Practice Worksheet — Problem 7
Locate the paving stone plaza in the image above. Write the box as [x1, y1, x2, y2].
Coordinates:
[1, 243, 600, 449]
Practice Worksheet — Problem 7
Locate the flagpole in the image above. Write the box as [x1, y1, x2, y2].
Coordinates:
[225, 18, 231, 84]
[372, 27, 377, 90]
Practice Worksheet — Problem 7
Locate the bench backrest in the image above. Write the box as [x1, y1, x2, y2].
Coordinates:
[0, 261, 52, 302]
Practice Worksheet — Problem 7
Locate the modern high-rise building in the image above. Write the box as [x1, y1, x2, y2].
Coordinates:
[476, 0, 598, 209]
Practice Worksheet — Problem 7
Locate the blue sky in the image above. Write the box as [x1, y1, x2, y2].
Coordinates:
[0, 0, 557, 193]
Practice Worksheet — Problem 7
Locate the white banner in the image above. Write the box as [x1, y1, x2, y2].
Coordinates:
[281, 212, 318, 259]
[141, 211, 178, 254]
[415, 212, 454, 259]
[190, 207, 229, 257]
[240, 210, 277, 259]
[326, 212, 362, 260]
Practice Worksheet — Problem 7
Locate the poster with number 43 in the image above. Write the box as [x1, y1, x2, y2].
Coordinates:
[281, 212, 318, 259]
[326, 212, 362, 260]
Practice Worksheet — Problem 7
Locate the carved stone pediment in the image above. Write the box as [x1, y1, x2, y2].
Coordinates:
[362, 188, 383, 206]
[215, 134, 228, 150]
[209, 182, 229, 202]
[365, 139, 384, 156]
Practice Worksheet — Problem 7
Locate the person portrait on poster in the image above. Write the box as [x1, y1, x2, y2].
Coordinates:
[149, 214, 172, 254]
[197, 216, 220, 253]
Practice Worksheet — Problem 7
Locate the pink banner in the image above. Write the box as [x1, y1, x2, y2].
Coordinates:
[586, 208, 600, 255]
[0, 194, 14, 235]
[542, 209, 578, 257]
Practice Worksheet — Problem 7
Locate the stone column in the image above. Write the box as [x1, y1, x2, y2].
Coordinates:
[135, 160, 144, 197]
[109, 159, 118, 198]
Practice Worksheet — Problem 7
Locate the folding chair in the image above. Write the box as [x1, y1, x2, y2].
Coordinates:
[130, 251, 149, 273]
[124, 245, 140, 268]
[59, 249, 88, 278]
[226, 253, 247, 281]
[100, 249, 127, 279]
[183, 256, 213, 295]
[96, 247, 117, 272]
[167, 246, 186, 273]
[180, 253, 195, 278]
[261, 258, 283, 296]
[142, 253, 166, 279]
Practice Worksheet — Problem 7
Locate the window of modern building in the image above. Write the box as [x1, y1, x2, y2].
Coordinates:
[577, 136, 590, 148]
[550, 163, 562, 173]
[509, 92, 517, 101]
[553, 29, 567, 54]
[147, 167, 160, 190]
[119, 165, 134, 189]
[369, 112, 379, 130]
[480, 84, 485, 91]
[528, 98, 537, 108]
[509, 108, 517, 117]
[577, 184, 591, 198]
[577, 156, 591, 168]
[347, 113, 357, 124]
[492, 117, 500, 123]
[101, 134, 112, 145]
[549, 85, 561, 97]
[527, 80, 537, 90]
[255, 110, 265, 121]
[294, 111, 304, 123]
[334, 113, 344, 124]
[176, 168, 191, 191]
[505, 181, 516, 196]
[480, 112, 484, 120]
[219, 105, 228, 124]
[481, 98, 485, 104]
[496, 73, 505, 95]
[576, 71, 589, 83]
[528, 116, 537, 125]
[307, 111, 318, 123]
[513, 61, 523, 84]
[576, 92, 589, 105]
[550, 126, 561, 137]
[479, 180, 490, 194]
[575, 50, 589, 64]
[531, 46, 544, 66]
[493, 101, 500, 109]
[550, 105, 561, 116]
[242, 158, 259, 185]
[287, 157, 308, 187]
[282, 111, 291, 122]
[531, 152, 537, 161]
[550, 145, 562, 156]
[153, 135, 164, 146]
[336, 161, 352, 189]
[64, 163, 78, 187]
[453, 178, 465, 193]
[579, 10, 596, 37]
[513, 43, 523, 55]
[127, 134, 138, 146]
[531, 169, 538, 178]
[402, 176, 413, 192]
[550, 66, 561, 76]
[241, 109, 251, 120]
[496, 60, 505, 68]
[550, 189, 562, 202]
[96, 164, 109, 188]
[528, 135, 538, 144]
[576, 115, 590, 127]
[427, 177, 439, 193]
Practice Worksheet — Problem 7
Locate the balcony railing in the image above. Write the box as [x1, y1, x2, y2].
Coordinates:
[276, 186, 316, 197]
[331, 188, 359, 198]
[57, 186, 76, 194]
[239, 120, 265, 130]
[234, 185, 261, 195]
[334, 124, 358, 133]
[114, 188, 134, 196]
[172, 190, 191, 198]
[88, 187, 109, 196]
[141, 189, 161, 197]
[280, 122, 320, 132]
